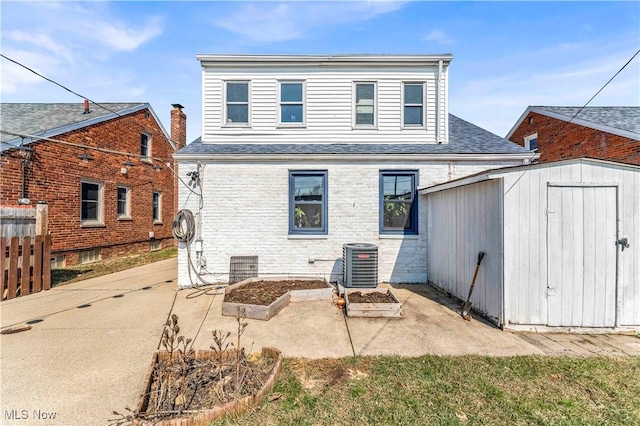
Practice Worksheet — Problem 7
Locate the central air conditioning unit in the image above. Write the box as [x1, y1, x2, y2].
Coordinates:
[343, 243, 378, 288]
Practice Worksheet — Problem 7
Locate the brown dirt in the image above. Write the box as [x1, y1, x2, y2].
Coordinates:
[142, 350, 276, 422]
[348, 291, 396, 303]
[224, 280, 327, 305]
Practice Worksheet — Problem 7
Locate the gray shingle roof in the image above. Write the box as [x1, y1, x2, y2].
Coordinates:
[0, 103, 145, 146]
[536, 106, 640, 134]
[177, 114, 531, 156]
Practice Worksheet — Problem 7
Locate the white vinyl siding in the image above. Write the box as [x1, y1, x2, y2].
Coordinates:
[202, 67, 448, 143]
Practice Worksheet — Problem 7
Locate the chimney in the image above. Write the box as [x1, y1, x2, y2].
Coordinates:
[171, 104, 186, 150]
[83, 99, 90, 114]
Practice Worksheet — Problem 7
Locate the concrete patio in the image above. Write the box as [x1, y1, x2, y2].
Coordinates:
[1, 257, 638, 425]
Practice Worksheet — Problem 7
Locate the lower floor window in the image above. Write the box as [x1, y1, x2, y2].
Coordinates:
[79, 249, 101, 264]
[150, 240, 161, 251]
[289, 171, 328, 235]
[380, 171, 418, 234]
[152, 191, 162, 223]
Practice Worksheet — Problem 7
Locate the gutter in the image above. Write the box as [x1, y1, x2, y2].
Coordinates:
[173, 153, 536, 163]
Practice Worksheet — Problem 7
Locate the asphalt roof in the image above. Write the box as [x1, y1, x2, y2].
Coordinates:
[178, 114, 531, 156]
[0, 102, 146, 146]
[536, 106, 640, 134]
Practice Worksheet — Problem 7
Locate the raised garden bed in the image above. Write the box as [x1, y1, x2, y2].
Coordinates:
[345, 288, 402, 318]
[222, 277, 333, 320]
[133, 346, 282, 426]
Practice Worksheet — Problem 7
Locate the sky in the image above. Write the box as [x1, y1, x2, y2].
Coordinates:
[1, 1, 639, 144]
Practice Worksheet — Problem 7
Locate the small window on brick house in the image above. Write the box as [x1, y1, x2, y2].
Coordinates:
[524, 133, 538, 151]
[141, 133, 151, 160]
[117, 186, 131, 219]
[80, 179, 104, 225]
[79, 249, 101, 264]
[152, 191, 162, 223]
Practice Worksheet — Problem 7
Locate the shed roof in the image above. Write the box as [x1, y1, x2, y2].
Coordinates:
[0, 102, 173, 151]
[176, 114, 532, 159]
[506, 106, 640, 140]
[419, 157, 640, 195]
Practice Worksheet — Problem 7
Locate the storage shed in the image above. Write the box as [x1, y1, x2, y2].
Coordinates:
[420, 158, 640, 332]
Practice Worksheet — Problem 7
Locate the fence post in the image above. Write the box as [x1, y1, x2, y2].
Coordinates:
[43, 234, 51, 290]
[36, 202, 48, 236]
[1, 237, 6, 299]
[33, 235, 43, 293]
[8, 237, 19, 299]
[21, 236, 30, 297]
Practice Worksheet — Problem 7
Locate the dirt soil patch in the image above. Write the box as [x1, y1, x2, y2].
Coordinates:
[348, 291, 396, 303]
[225, 280, 327, 306]
[143, 351, 276, 421]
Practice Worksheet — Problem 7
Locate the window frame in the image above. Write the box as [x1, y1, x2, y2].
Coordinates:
[288, 170, 328, 236]
[152, 191, 162, 224]
[352, 81, 377, 128]
[80, 179, 104, 227]
[277, 80, 306, 127]
[117, 185, 131, 220]
[379, 170, 419, 235]
[223, 80, 251, 127]
[401, 82, 426, 128]
[524, 133, 539, 151]
[140, 132, 152, 161]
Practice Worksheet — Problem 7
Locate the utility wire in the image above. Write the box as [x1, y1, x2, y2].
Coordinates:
[551, 48, 640, 138]
[1, 53, 128, 120]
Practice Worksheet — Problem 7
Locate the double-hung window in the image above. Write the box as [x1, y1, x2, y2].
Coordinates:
[279, 81, 305, 125]
[289, 171, 328, 235]
[140, 133, 151, 160]
[354, 82, 376, 127]
[225, 81, 250, 125]
[403, 83, 425, 127]
[117, 186, 131, 219]
[379, 171, 418, 235]
[81, 179, 104, 226]
[152, 191, 162, 223]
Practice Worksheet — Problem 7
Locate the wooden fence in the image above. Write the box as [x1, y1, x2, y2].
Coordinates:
[1, 235, 52, 301]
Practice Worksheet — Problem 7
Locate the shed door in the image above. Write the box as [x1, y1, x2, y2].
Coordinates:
[547, 185, 617, 327]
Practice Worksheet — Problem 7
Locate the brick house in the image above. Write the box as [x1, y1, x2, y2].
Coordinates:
[1, 102, 187, 266]
[506, 106, 640, 165]
[174, 54, 535, 288]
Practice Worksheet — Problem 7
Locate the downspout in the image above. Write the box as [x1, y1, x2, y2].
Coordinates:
[436, 60, 443, 144]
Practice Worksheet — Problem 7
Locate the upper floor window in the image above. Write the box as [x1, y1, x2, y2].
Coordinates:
[225, 81, 250, 125]
[152, 191, 162, 223]
[279, 81, 305, 125]
[289, 171, 328, 235]
[354, 82, 376, 127]
[379, 171, 418, 235]
[403, 83, 425, 127]
[524, 133, 538, 151]
[81, 179, 104, 226]
[140, 133, 151, 160]
[117, 186, 131, 219]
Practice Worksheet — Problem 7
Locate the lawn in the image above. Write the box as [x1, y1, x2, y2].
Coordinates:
[214, 355, 640, 425]
[51, 247, 177, 287]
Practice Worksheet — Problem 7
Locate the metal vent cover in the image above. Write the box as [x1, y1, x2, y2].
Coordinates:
[343, 243, 378, 288]
[229, 256, 258, 284]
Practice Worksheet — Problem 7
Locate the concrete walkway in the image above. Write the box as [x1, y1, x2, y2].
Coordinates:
[2, 259, 638, 425]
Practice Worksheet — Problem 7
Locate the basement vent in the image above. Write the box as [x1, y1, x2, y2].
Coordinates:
[229, 256, 258, 284]
[343, 243, 378, 288]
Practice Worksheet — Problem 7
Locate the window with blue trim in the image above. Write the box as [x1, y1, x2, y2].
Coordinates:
[289, 171, 328, 235]
[380, 171, 418, 234]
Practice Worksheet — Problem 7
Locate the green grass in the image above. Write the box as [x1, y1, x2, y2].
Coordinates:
[51, 247, 177, 287]
[213, 355, 640, 426]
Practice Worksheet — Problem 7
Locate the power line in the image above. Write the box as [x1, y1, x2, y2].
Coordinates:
[0, 53, 127, 119]
[552, 48, 640, 137]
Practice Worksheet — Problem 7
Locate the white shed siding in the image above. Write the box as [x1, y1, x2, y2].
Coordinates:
[176, 160, 516, 288]
[426, 180, 504, 323]
[500, 161, 640, 329]
[201, 67, 447, 144]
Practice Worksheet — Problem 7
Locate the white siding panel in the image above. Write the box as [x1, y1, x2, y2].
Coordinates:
[426, 180, 503, 324]
[202, 67, 443, 143]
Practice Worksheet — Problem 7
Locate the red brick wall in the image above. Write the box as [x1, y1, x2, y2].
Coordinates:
[1, 108, 177, 264]
[509, 112, 640, 165]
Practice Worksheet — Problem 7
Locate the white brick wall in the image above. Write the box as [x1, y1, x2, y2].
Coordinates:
[176, 160, 520, 288]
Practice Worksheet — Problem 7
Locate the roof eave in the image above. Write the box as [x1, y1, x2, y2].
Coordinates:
[173, 152, 535, 162]
[196, 54, 454, 68]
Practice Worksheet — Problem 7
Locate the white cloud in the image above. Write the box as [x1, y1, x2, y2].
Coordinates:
[213, 1, 407, 43]
[425, 29, 454, 45]
[81, 16, 164, 52]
